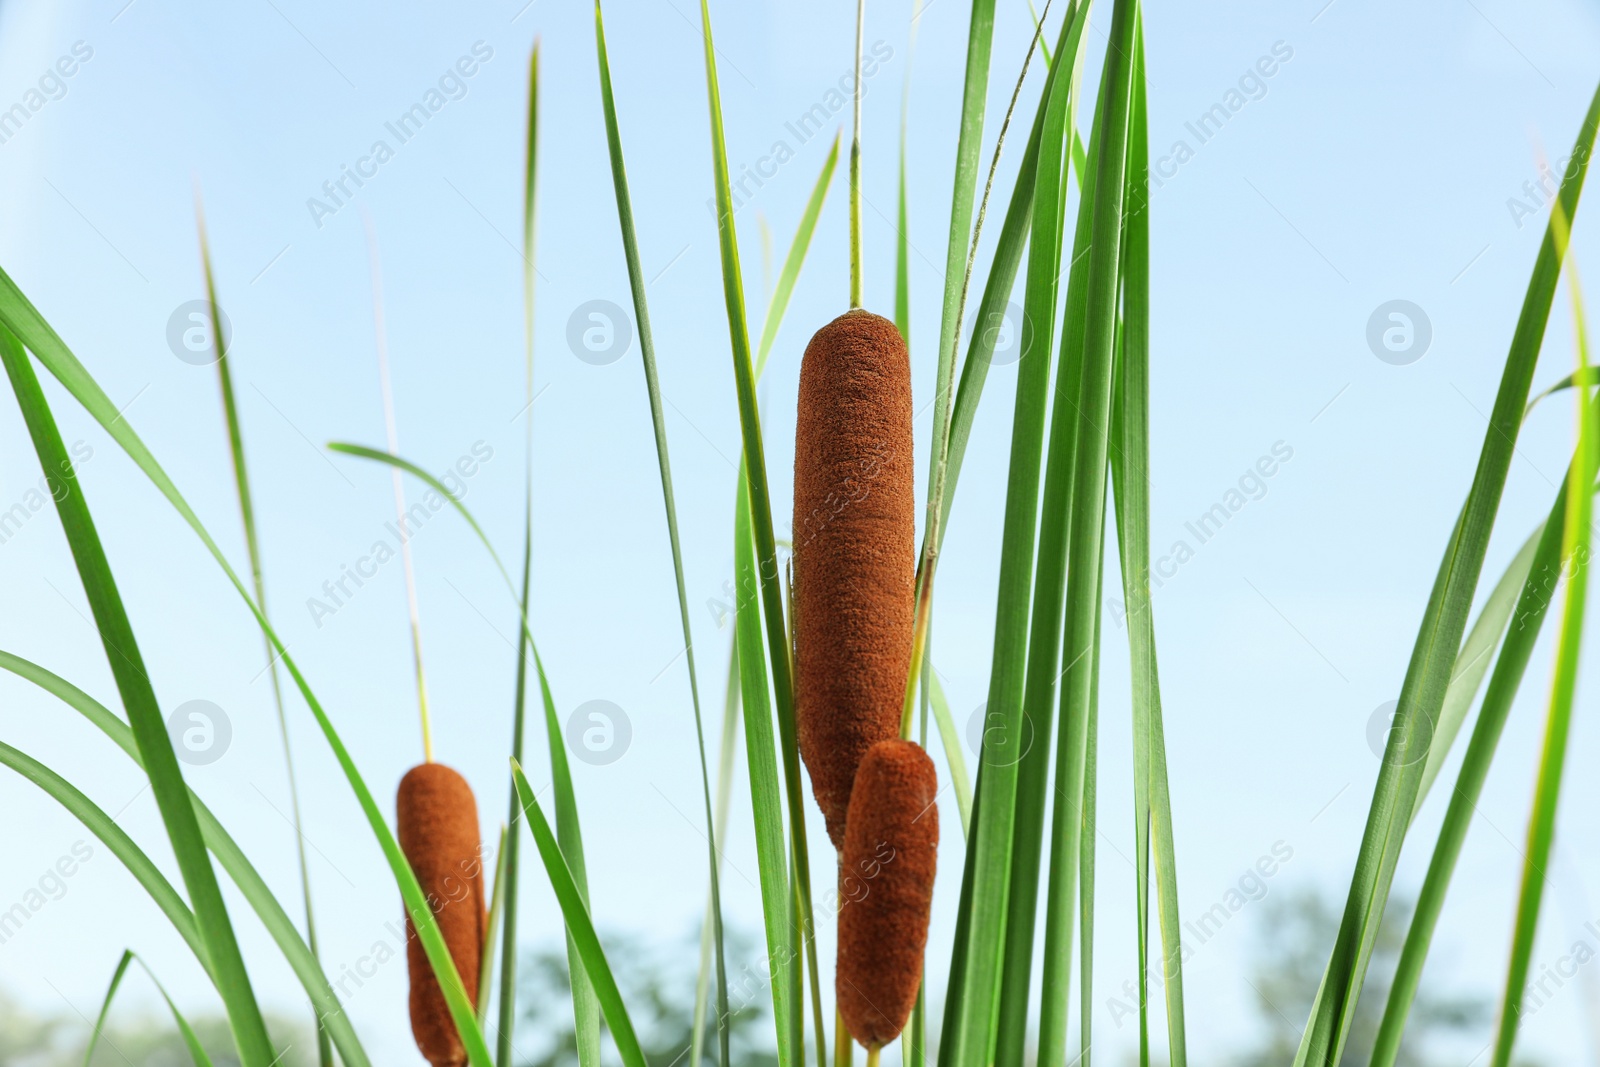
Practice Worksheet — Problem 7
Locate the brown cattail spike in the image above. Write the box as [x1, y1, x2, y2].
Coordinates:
[837, 738, 938, 1049]
[397, 762, 486, 1067]
[793, 308, 915, 849]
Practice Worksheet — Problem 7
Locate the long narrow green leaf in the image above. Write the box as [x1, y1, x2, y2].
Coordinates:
[1371, 462, 1593, 1067]
[924, 0, 998, 540]
[1526, 365, 1600, 414]
[531, 641, 601, 1067]
[992, 0, 1086, 1060]
[1109, 21, 1187, 1067]
[594, 11, 731, 1064]
[1037, 3, 1139, 1063]
[499, 41, 542, 1067]
[500, 513, 536, 1066]
[479, 824, 508, 1030]
[89, 950, 220, 1067]
[926, 668, 972, 835]
[511, 762, 647, 1067]
[1488, 228, 1597, 1067]
[934, 15, 1086, 544]
[0, 740, 206, 970]
[89, 952, 218, 1067]
[699, 5, 813, 1063]
[757, 137, 840, 375]
[948, 3, 1134, 1062]
[894, 8, 913, 346]
[0, 277, 493, 1067]
[148, 961, 218, 1067]
[754, 144, 838, 1067]
[693, 632, 744, 1067]
[689, 142, 835, 1067]
[0, 649, 372, 1067]
[1369, 512, 1593, 1065]
[1415, 521, 1542, 810]
[197, 207, 330, 1067]
[0, 326, 276, 1067]
[331, 445, 607, 1067]
[1298, 75, 1600, 1067]
[1368, 298, 1600, 1067]
[733, 465, 797, 1063]
[903, 0, 1069, 728]
[696, 0, 797, 750]
[83, 950, 136, 1067]
[1080, 568, 1103, 1067]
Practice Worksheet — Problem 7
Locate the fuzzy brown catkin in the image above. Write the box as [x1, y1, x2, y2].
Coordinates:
[837, 738, 939, 1049]
[793, 308, 915, 850]
[397, 762, 486, 1067]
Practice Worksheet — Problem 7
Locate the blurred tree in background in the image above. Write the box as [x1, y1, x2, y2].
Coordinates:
[0, 984, 310, 1067]
[514, 927, 779, 1067]
[0, 898, 1546, 1066]
[1234, 889, 1503, 1067]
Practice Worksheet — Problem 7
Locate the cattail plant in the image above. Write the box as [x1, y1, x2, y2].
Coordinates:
[398, 762, 487, 1067]
[793, 309, 915, 847]
[836, 738, 939, 1053]
[792, 0, 916, 850]
[368, 230, 488, 1067]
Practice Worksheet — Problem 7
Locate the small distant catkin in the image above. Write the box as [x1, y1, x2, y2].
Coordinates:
[793, 308, 916, 849]
[837, 738, 939, 1050]
[397, 762, 486, 1067]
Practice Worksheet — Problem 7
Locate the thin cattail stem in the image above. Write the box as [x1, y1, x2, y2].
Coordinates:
[901, 0, 1061, 736]
[834, 1007, 854, 1067]
[365, 216, 434, 763]
[499, 41, 540, 1067]
[849, 0, 866, 308]
[195, 190, 331, 1067]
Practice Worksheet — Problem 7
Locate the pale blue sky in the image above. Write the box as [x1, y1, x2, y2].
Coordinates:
[1, 0, 1599, 1064]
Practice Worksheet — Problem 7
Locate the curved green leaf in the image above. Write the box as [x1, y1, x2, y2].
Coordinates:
[83, 950, 136, 1067]
[198, 203, 330, 1067]
[499, 40, 542, 1067]
[1488, 214, 1597, 1067]
[87, 950, 218, 1067]
[0, 742, 206, 972]
[0, 648, 371, 1067]
[0, 326, 275, 1067]
[926, 668, 972, 835]
[594, 9, 731, 1064]
[0, 275, 493, 1067]
[1298, 74, 1600, 1067]
[511, 761, 647, 1067]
